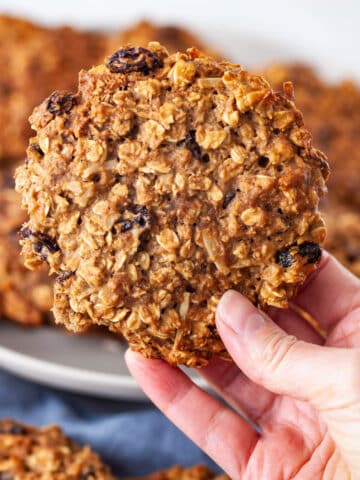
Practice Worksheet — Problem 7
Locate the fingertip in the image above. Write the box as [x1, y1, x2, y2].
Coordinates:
[216, 289, 264, 338]
[124, 348, 143, 368]
[216, 289, 249, 323]
[125, 349, 163, 377]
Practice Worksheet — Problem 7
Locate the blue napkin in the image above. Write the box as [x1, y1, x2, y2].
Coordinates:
[0, 368, 220, 477]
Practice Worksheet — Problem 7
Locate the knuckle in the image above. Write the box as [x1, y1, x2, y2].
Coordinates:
[259, 332, 299, 384]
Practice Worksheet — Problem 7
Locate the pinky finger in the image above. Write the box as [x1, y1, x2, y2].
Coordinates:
[125, 350, 258, 479]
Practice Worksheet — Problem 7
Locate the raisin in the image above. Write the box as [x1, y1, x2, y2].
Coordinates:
[106, 47, 163, 74]
[185, 285, 196, 293]
[90, 173, 101, 183]
[120, 220, 133, 233]
[131, 204, 150, 216]
[275, 247, 293, 268]
[131, 205, 151, 227]
[298, 241, 321, 264]
[47, 91, 75, 115]
[19, 227, 32, 239]
[58, 271, 75, 283]
[177, 130, 208, 162]
[222, 190, 236, 209]
[258, 156, 269, 167]
[35, 233, 60, 254]
[134, 215, 146, 227]
[29, 143, 44, 156]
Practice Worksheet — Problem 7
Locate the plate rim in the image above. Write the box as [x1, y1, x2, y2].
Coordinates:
[0, 334, 208, 401]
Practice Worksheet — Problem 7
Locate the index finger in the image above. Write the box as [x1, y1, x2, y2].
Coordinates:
[125, 350, 258, 479]
[294, 251, 360, 331]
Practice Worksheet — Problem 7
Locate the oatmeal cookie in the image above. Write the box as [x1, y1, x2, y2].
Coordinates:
[322, 201, 360, 277]
[0, 419, 117, 479]
[0, 15, 106, 164]
[262, 63, 360, 207]
[0, 168, 52, 325]
[136, 465, 228, 480]
[108, 20, 219, 57]
[16, 43, 329, 366]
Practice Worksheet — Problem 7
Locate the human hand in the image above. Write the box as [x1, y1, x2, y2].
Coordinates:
[126, 253, 360, 479]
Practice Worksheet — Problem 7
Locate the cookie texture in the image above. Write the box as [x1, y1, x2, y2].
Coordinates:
[262, 63, 360, 208]
[0, 419, 117, 479]
[262, 63, 360, 277]
[0, 14, 106, 164]
[108, 20, 220, 57]
[0, 169, 53, 325]
[136, 465, 228, 480]
[16, 43, 329, 366]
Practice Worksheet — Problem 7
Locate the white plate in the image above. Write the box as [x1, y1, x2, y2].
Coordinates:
[0, 322, 207, 401]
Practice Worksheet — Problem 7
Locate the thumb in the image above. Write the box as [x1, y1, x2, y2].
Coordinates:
[216, 290, 359, 410]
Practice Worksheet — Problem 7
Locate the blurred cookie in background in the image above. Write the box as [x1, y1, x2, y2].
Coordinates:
[322, 201, 360, 277]
[0, 168, 53, 325]
[0, 15, 106, 164]
[108, 20, 220, 57]
[137, 464, 228, 479]
[262, 63, 360, 208]
[0, 418, 118, 479]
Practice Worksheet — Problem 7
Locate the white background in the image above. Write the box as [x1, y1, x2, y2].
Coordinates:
[0, 0, 359, 81]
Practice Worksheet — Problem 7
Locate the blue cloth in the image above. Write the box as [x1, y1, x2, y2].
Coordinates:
[0, 369, 220, 477]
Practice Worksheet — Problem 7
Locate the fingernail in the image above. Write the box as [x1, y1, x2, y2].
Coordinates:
[217, 290, 265, 338]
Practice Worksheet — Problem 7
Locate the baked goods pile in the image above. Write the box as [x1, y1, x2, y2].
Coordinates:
[0, 419, 227, 479]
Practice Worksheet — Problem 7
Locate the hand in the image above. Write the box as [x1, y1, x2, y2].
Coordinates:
[126, 253, 360, 479]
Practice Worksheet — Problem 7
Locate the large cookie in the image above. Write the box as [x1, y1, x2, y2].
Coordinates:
[0, 419, 117, 479]
[16, 43, 329, 366]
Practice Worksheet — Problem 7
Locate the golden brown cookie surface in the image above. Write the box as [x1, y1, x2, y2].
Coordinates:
[16, 43, 328, 366]
[262, 63, 360, 208]
[0, 419, 117, 479]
